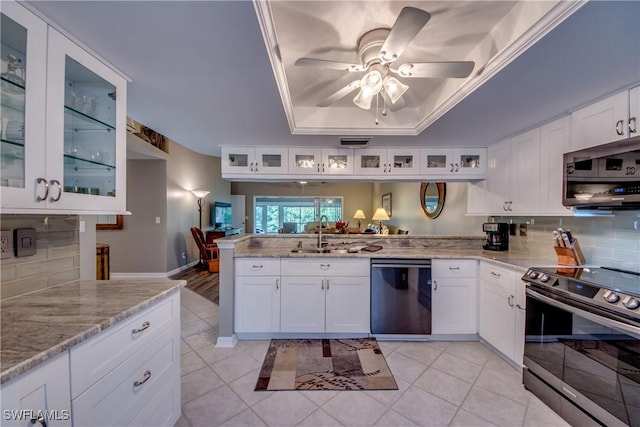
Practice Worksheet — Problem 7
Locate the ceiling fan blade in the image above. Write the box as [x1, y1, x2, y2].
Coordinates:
[396, 61, 475, 78]
[295, 57, 364, 72]
[379, 7, 431, 62]
[318, 80, 361, 107]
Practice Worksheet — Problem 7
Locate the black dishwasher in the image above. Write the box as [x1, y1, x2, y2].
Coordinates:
[370, 259, 432, 335]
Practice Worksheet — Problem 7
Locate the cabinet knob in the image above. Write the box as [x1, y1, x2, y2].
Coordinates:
[455, 163, 459, 172]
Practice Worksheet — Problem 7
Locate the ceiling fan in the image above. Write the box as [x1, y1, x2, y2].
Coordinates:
[295, 7, 475, 113]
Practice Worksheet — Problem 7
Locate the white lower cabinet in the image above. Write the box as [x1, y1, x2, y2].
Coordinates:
[0, 352, 72, 427]
[234, 258, 281, 333]
[70, 292, 181, 426]
[280, 259, 370, 333]
[431, 259, 478, 334]
[478, 262, 525, 367]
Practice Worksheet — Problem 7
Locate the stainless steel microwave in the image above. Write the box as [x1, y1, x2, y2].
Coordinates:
[563, 136, 640, 209]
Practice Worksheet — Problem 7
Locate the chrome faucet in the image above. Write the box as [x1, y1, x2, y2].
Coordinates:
[318, 215, 329, 250]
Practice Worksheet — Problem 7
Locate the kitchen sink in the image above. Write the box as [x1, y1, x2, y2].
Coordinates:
[290, 248, 330, 253]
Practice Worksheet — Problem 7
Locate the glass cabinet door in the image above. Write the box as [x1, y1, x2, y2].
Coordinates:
[46, 28, 126, 212]
[255, 147, 288, 175]
[353, 149, 385, 175]
[62, 56, 117, 198]
[288, 148, 322, 175]
[322, 148, 353, 175]
[388, 149, 420, 176]
[421, 148, 452, 175]
[0, 3, 47, 210]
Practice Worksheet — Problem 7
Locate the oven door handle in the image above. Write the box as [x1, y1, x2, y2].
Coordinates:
[526, 288, 640, 339]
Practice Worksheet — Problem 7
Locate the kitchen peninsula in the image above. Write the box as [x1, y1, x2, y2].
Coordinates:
[215, 233, 559, 368]
[0, 279, 185, 427]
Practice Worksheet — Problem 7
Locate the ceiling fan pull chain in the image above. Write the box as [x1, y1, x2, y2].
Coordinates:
[375, 93, 379, 125]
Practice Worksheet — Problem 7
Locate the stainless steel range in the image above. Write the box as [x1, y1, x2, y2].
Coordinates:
[521, 266, 640, 427]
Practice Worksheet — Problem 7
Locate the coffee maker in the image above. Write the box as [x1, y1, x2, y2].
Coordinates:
[483, 223, 509, 251]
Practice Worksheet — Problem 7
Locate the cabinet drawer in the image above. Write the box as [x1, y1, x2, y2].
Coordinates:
[433, 259, 477, 278]
[71, 322, 180, 426]
[480, 262, 516, 294]
[70, 293, 179, 397]
[236, 258, 280, 276]
[281, 258, 369, 277]
[124, 370, 181, 427]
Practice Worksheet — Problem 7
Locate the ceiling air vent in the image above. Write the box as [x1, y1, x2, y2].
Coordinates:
[340, 137, 370, 148]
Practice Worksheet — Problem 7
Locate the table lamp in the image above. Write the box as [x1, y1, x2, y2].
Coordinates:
[372, 208, 390, 231]
[353, 209, 366, 229]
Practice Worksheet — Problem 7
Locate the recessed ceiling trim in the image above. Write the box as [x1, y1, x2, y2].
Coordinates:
[255, 0, 587, 136]
[414, 0, 588, 135]
[253, 0, 297, 134]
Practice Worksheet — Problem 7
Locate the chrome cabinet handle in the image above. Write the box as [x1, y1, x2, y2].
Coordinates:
[616, 119, 625, 136]
[508, 295, 515, 307]
[433, 280, 438, 291]
[320, 263, 330, 269]
[326, 279, 330, 290]
[321, 279, 324, 290]
[508, 201, 513, 211]
[450, 163, 454, 172]
[36, 177, 49, 202]
[49, 179, 62, 202]
[133, 370, 151, 387]
[516, 303, 525, 311]
[449, 266, 460, 271]
[322, 163, 325, 173]
[275, 279, 279, 290]
[503, 202, 508, 211]
[491, 271, 501, 278]
[629, 117, 637, 134]
[455, 163, 459, 172]
[317, 163, 320, 173]
[30, 414, 46, 427]
[132, 321, 150, 335]
[252, 264, 263, 270]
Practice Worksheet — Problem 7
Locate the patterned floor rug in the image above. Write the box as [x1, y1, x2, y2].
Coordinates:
[255, 338, 398, 391]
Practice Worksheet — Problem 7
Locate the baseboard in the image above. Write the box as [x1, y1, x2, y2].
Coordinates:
[215, 335, 237, 348]
[167, 261, 198, 277]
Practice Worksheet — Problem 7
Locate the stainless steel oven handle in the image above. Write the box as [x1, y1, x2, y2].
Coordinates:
[526, 288, 640, 339]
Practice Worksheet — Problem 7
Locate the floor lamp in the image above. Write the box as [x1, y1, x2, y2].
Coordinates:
[191, 190, 210, 268]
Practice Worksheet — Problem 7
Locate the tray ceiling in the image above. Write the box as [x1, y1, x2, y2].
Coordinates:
[255, 1, 584, 135]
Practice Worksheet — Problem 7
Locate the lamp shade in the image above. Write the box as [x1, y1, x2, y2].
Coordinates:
[372, 208, 390, 221]
[191, 190, 210, 198]
[353, 209, 366, 220]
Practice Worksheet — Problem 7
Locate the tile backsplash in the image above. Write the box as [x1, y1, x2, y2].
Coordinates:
[499, 211, 640, 272]
[0, 215, 80, 299]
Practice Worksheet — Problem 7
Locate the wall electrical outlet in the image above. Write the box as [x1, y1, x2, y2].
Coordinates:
[1, 230, 13, 259]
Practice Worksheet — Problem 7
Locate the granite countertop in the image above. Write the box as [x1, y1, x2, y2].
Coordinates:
[233, 246, 556, 271]
[1, 279, 185, 384]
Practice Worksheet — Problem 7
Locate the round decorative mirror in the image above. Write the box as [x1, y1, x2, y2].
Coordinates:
[420, 182, 446, 219]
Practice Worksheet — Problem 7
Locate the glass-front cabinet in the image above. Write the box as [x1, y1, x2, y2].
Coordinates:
[420, 148, 486, 177]
[221, 146, 288, 175]
[288, 148, 353, 176]
[1, 2, 126, 213]
[353, 148, 420, 176]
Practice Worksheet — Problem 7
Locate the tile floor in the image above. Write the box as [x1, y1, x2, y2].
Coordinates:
[175, 288, 570, 427]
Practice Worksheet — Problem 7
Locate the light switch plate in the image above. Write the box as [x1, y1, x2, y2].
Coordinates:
[14, 228, 36, 257]
[1, 230, 12, 259]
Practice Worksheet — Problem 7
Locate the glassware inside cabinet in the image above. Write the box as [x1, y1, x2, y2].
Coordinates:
[63, 56, 116, 197]
[1, 13, 27, 188]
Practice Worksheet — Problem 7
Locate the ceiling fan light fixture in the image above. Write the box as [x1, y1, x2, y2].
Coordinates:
[383, 76, 408, 104]
[353, 89, 374, 109]
[360, 69, 383, 96]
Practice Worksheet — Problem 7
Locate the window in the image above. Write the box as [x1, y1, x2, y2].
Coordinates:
[254, 196, 343, 234]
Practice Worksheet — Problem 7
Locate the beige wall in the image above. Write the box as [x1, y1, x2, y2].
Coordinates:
[166, 142, 230, 271]
[97, 159, 168, 274]
[230, 181, 374, 232]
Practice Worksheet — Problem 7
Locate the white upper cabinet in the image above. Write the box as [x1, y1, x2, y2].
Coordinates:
[420, 148, 486, 178]
[221, 146, 288, 175]
[539, 116, 573, 215]
[353, 148, 420, 176]
[485, 139, 511, 214]
[1, 2, 127, 213]
[570, 86, 639, 151]
[509, 127, 541, 214]
[288, 147, 354, 176]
